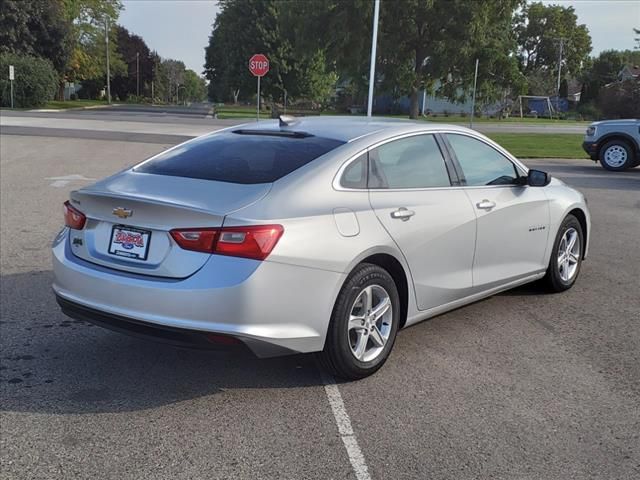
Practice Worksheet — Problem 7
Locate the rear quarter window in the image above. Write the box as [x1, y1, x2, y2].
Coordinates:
[135, 132, 345, 184]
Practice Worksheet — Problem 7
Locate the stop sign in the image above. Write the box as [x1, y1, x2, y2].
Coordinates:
[249, 54, 269, 77]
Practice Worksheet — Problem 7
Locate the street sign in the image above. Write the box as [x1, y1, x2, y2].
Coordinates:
[249, 54, 269, 77]
[249, 54, 269, 121]
[9, 65, 14, 108]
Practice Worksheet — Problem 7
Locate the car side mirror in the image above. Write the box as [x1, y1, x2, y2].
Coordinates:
[526, 169, 550, 187]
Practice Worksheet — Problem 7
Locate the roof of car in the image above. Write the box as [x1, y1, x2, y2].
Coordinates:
[233, 115, 471, 143]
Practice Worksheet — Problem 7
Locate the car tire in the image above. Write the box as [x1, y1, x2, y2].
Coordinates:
[599, 140, 635, 171]
[319, 263, 400, 380]
[543, 215, 584, 293]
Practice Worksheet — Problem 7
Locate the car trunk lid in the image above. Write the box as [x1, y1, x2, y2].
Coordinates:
[67, 170, 271, 278]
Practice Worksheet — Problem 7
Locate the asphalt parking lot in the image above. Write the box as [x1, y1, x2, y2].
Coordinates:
[1, 129, 639, 479]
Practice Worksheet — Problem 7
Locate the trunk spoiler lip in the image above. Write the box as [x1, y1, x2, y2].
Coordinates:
[72, 189, 222, 216]
[72, 179, 275, 218]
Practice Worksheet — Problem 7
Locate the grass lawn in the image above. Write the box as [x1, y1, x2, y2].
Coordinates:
[486, 133, 585, 159]
[214, 105, 258, 119]
[43, 99, 108, 110]
[213, 105, 589, 126]
[382, 112, 589, 125]
[416, 115, 588, 126]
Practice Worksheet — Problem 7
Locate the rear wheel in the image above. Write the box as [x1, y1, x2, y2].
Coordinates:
[543, 215, 584, 292]
[599, 140, 635, 171]
[319, 263, 400, 380]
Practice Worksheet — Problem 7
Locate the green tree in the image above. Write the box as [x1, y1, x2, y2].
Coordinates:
[62, 0, 125, 85]
[111, 25, 153, 100]
[0, 0, 72, 75]
[283, 0, 374, 104]
[598, 80, 640, 118]
[579, 49, 640, 104]
[182, 69, 207, 103]
[299, 50, 338, 108]
[205, 0, 293, 103]
[376, 0, 523, 118]
[515, 2, 592, 80]
[153, 58, 186, 104]
[206, 0, 524, 116]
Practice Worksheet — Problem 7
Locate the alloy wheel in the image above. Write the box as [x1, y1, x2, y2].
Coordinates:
[347, 284, 393, 362]
[557, 227, 581, 282]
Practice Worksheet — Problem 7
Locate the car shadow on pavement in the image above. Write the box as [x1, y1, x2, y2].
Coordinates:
[0, 270, 324, 415]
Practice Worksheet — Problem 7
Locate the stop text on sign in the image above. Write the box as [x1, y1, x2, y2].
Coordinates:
[249, 54, 269, 77]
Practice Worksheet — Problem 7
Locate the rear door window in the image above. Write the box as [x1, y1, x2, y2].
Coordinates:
[135, 132, 345, 184]
[368, 134, 452, 189]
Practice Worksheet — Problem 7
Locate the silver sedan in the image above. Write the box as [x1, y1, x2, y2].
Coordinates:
[52, 117, 590, 379]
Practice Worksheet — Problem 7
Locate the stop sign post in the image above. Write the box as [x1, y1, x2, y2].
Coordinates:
[249, 54, 269, 120]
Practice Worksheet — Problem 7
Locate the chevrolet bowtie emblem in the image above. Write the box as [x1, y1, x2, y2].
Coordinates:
[112, 207, 133, 219]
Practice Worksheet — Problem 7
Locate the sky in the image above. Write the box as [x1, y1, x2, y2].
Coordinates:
[119, 0, 219, 74]
[118, 0, 640, 75]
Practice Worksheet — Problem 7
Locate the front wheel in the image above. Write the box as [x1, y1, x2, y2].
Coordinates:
[599, 140, 635, 171]
[319, 263, 400, 380]
[543, 215, 584, 292]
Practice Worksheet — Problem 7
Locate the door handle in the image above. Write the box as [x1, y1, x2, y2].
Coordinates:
[391, 207, 415, 221]
[476, 199, 496, 210]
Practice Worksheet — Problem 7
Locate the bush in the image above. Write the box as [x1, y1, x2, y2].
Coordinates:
[597, 80, 640, 119]
[576, 102, 602, 121]
[0, 53, 58, 108]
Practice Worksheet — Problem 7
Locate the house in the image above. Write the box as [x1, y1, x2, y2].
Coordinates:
[618, 65, 640, 82]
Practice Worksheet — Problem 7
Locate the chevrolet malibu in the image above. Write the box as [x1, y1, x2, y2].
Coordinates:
[53, 117, 590, 379]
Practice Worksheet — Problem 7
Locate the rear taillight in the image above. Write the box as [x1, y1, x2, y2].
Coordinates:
[215, 225, 284, 260]
[169, 225, 283, 261]
[63, 201, 86, 230]
[170, 228, 217, 253]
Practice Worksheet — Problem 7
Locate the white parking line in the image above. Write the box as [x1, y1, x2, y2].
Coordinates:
[46, 174, 95, 188]
[319, 370, 372, 480]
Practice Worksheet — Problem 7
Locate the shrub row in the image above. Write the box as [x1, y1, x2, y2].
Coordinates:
[0, 53, 58, 108]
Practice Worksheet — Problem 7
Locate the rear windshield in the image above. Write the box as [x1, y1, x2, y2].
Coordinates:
[134, 131, 345, 184]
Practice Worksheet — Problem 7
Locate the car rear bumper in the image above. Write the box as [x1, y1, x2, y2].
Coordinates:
[56, 295, 257, 351]
[582, 140, 598, 160]
[52, 228, 345, 357]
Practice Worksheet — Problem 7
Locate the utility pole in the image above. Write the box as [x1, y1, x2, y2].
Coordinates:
[105, 18, 111, 103]
[470, 58, 479, 129]
[136, 52, 140, 97]
[366, 0, 380, 117]
[152, 58, 157, 102]
[556, 37, 565, 112]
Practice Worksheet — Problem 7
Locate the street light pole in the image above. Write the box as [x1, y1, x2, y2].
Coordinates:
[366, 0, 380, 118]
[105, 18, 111, 103]
[136, 52, 140, 97]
